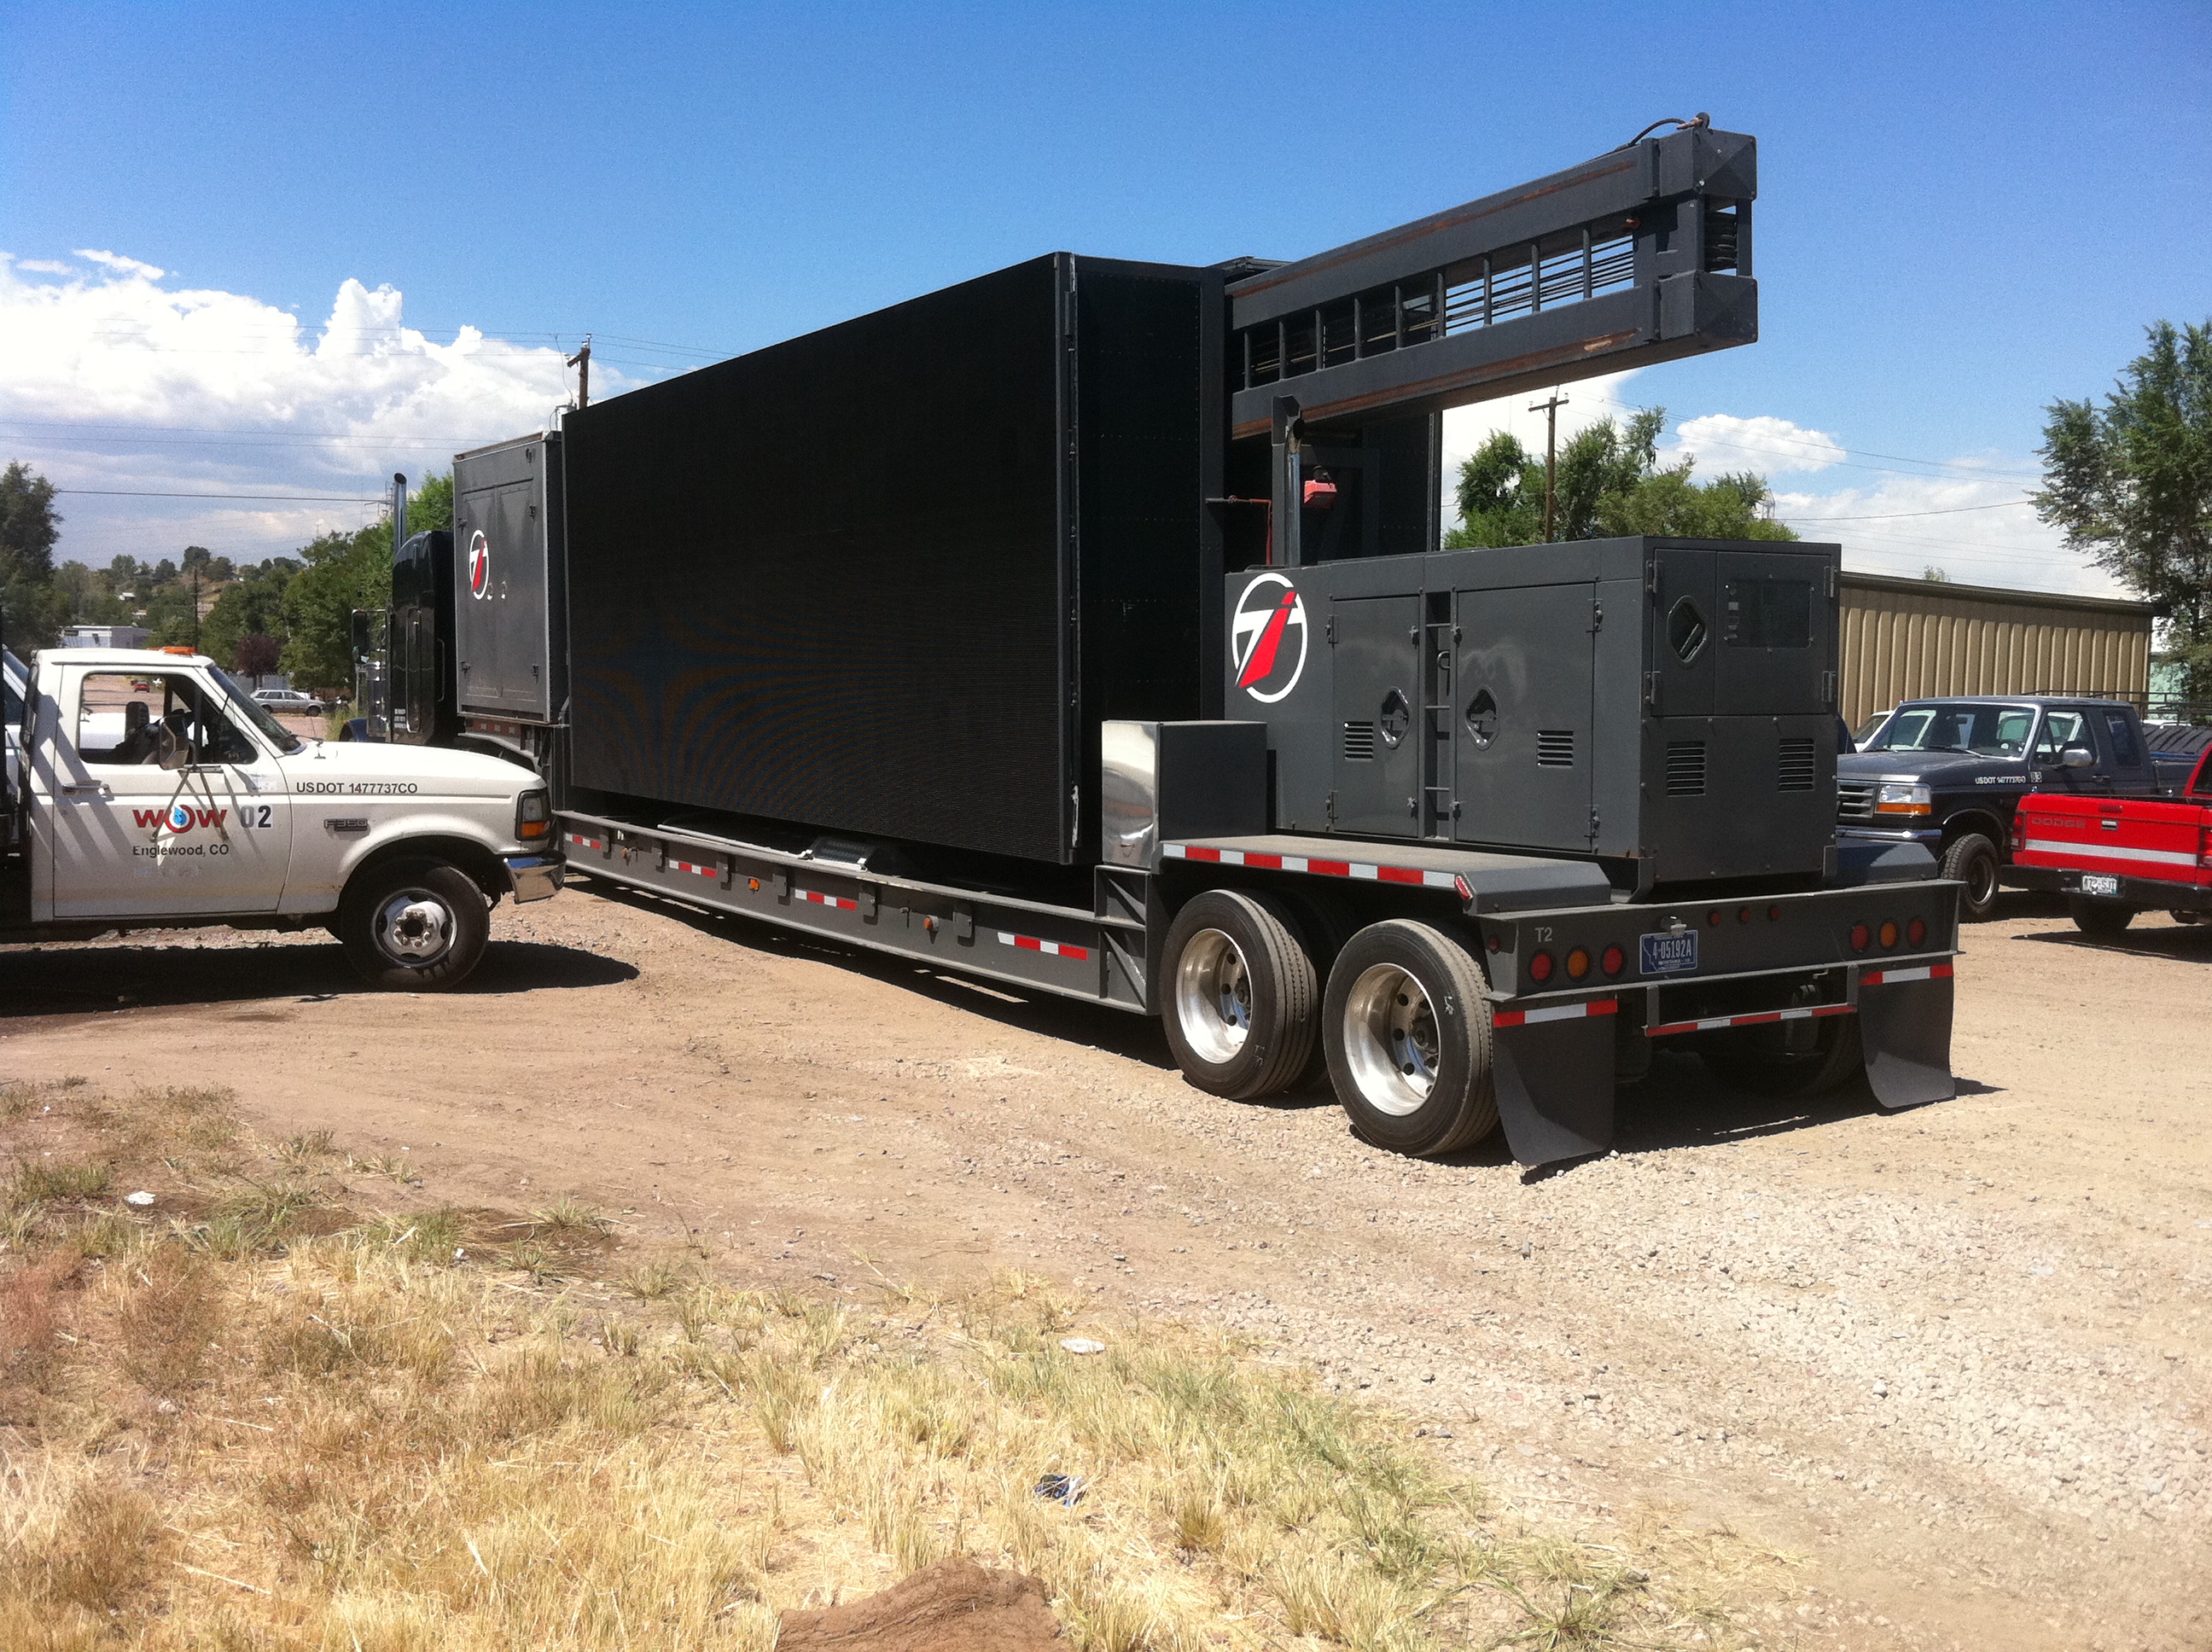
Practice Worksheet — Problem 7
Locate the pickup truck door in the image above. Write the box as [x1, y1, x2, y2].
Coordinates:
[2092, 706, 2154, 794]
[41, 665, 294, 919]
[2028, 708, 2102, 794]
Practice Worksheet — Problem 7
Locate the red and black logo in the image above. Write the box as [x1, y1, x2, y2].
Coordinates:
[1230, 572, 1308, 704]
[467, 530, 492, 600]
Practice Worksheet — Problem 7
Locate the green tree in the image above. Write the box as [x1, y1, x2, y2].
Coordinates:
[2037, 319, 2212, 701]
[0, 461, 68, 649]
[201, 561, 295, 668]
[409, 471, 453, 533]
[281, 525, 393, 692]
[1446, 408, 1797, 548]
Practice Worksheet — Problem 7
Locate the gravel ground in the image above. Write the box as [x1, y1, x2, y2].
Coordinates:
[3, 881, 2206, 1649]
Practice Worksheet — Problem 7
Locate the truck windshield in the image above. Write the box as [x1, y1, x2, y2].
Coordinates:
[212, 666, 305, 754]
[1864, 703, 2036, 757]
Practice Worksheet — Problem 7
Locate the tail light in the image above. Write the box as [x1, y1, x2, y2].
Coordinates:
[1600, 944, 1626, 977]
[1528, 950, 1555, 984]
[1878, 919, 1900, 949]
[1565, 946, 1592, 981]
[516, 790, 551, 841]
[1849, 922, 1871, 952]
[1906, 916, 1927, 946]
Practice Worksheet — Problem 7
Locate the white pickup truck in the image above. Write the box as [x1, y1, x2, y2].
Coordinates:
[1, 647, 562, 988]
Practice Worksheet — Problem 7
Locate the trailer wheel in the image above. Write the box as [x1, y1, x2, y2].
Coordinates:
[1698, 1015, 1863, 1098]
[338, 859, 491, 991]
[2067, 896, 2136, 937]
[1161, 892, 1318, 1100]
[1941, 832, 2001, 920]
[1322, 921, 1498, 1157]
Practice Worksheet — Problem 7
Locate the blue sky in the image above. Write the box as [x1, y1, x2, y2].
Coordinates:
[2, 1, 2207, 590]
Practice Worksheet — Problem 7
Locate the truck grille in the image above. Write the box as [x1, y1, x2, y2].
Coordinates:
[1778, 736, 1816, 792]
[1837, 779, 1877, 821]
[1665, 740, 1707, 796]
[1536, 730, 1575, 768]
[1343, 722, 1376, 761]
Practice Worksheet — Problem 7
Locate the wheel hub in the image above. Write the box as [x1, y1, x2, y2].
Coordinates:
[376, 892, 452, 963]
[1173, 928, 1252, 1065]
[1342, 963, 1440, 1116]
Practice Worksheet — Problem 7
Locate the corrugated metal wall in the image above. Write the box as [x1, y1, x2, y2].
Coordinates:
[1838, 573, 2153, 728]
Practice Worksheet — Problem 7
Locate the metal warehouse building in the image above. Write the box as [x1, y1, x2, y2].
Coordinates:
[1837, 571, 2153, 728]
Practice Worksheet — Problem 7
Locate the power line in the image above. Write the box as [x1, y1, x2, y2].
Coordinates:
[1783, 499, 2036, 522]
[55, 488, 386, 503]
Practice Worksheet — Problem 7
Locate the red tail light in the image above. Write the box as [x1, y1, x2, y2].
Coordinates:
[1528, 950, 1555, 983]
[1600, 944, 1626, 977]
[1849, 922, 1871, 952]
[1906, 916, 1927, 946]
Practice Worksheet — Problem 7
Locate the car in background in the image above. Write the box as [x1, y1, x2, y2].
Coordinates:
[251, 688, 327, 717]
[1837, 696, 2166, 920]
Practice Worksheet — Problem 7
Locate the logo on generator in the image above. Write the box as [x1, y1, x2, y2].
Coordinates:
[467, 530, 492, 599]
[1231, 572, 1308, 703]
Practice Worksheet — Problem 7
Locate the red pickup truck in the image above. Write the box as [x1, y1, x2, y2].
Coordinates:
[2005, 741, 2212, 934]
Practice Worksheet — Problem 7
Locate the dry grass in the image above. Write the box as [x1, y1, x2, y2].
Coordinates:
[0, 1079, 1787, 1650]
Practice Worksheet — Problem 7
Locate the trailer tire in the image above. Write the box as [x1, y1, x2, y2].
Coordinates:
[1698, 1015, 1863, 1098]
[338, 859, 491, 991]
[1161, 892, 1318, 1100]
[2067, 895, 2136, 937]
[1941, 832, 2001, 920]
[1322, 921, 1498, 1157]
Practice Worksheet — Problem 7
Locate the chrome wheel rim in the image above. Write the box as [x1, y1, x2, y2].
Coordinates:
[1173, 928, 1252, 1066]
[1342, 963, 1439, 1117]
[375, 888, 454, 967]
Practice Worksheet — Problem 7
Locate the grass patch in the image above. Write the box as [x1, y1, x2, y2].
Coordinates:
[0, 1083, 1786, 1650]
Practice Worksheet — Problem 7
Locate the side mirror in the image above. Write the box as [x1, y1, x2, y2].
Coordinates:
[2061, 747, 2094, 770]
[156, 724, 195, 771]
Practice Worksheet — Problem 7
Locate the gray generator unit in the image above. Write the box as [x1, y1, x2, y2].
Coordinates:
[452, 432, 568, 727]
[1225, 537, 1841, 891]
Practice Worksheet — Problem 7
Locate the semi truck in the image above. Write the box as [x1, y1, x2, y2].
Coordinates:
[0, 645, 562, 988]
[359, 119, 1962, 1165]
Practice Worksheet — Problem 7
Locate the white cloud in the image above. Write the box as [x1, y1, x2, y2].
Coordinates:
[1667, 412, 1843, 475]
[0, 253, 624, 564]
[73, 248, 166, 280]
[13, 259, 75, 276]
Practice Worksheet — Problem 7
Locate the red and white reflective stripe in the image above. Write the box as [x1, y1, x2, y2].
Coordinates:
[1863, 962, 1954, 986]
[668, 858, 720, 881]
[795, 887, 858, 911]
[997, 931, 1091, 962]
[1647, 1003, 1854, 1038]
[566, 831, 605, 852]
[1164, 842, 1458, 889]
[1493, 998, 1617, 1028]
[2020, 837, 2197, 868]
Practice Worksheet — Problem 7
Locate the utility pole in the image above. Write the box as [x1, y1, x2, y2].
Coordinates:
[568, 335, 592, 410]
[1529, 389, 1569, 542]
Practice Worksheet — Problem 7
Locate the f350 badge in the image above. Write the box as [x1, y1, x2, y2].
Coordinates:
[467, 530, 492, 600]
[1231, 572, 1308, 704]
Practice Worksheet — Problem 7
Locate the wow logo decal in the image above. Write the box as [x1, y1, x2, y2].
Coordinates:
[468, 530, 492, 599]
[132, 805, 227, 833]
[1231, 572, 1309, 704]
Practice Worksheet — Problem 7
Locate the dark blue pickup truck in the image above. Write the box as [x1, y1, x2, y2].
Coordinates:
[1838, 696, 2199, 918]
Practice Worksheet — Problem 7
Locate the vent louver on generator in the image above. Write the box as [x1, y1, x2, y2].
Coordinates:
[1343, 722, 1377, 761]
[1536, 730, 1575, 768]
[1666, 741, 1708, 796]
[1778, 736, 1816, 792]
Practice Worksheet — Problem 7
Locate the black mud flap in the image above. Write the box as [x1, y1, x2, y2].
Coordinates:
[1492, 1011, 1616, 1166]
[1857, 970, 1955, 1111]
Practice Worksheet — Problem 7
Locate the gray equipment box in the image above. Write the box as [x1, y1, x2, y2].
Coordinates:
[1224, 537, 1841, 890]
[452, 433, 567, 723]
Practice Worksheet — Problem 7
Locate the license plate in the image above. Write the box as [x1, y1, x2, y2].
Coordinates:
[1639, 931, 1699, 976]
[2079, 873, 2120, 898]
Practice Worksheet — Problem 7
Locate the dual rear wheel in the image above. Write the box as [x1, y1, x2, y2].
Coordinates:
[1161, 896, 1497, 1156]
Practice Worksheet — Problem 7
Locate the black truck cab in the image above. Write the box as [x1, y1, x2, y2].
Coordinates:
[1837, 696, 2160, 917]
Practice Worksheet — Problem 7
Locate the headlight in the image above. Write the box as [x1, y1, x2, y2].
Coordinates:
[1873, 782, 1932, 817]
[516, 789, 551, 840]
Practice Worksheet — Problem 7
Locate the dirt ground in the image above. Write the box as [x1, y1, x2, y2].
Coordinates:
[3, 875, 2207, 1650]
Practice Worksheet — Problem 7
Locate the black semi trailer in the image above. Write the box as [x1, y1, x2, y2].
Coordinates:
[369, 122, 1960, 1165]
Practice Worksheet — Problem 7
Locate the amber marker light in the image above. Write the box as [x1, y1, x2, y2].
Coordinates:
[1566, 946, 1592, 980]
[1879, 920, 1900, 949]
